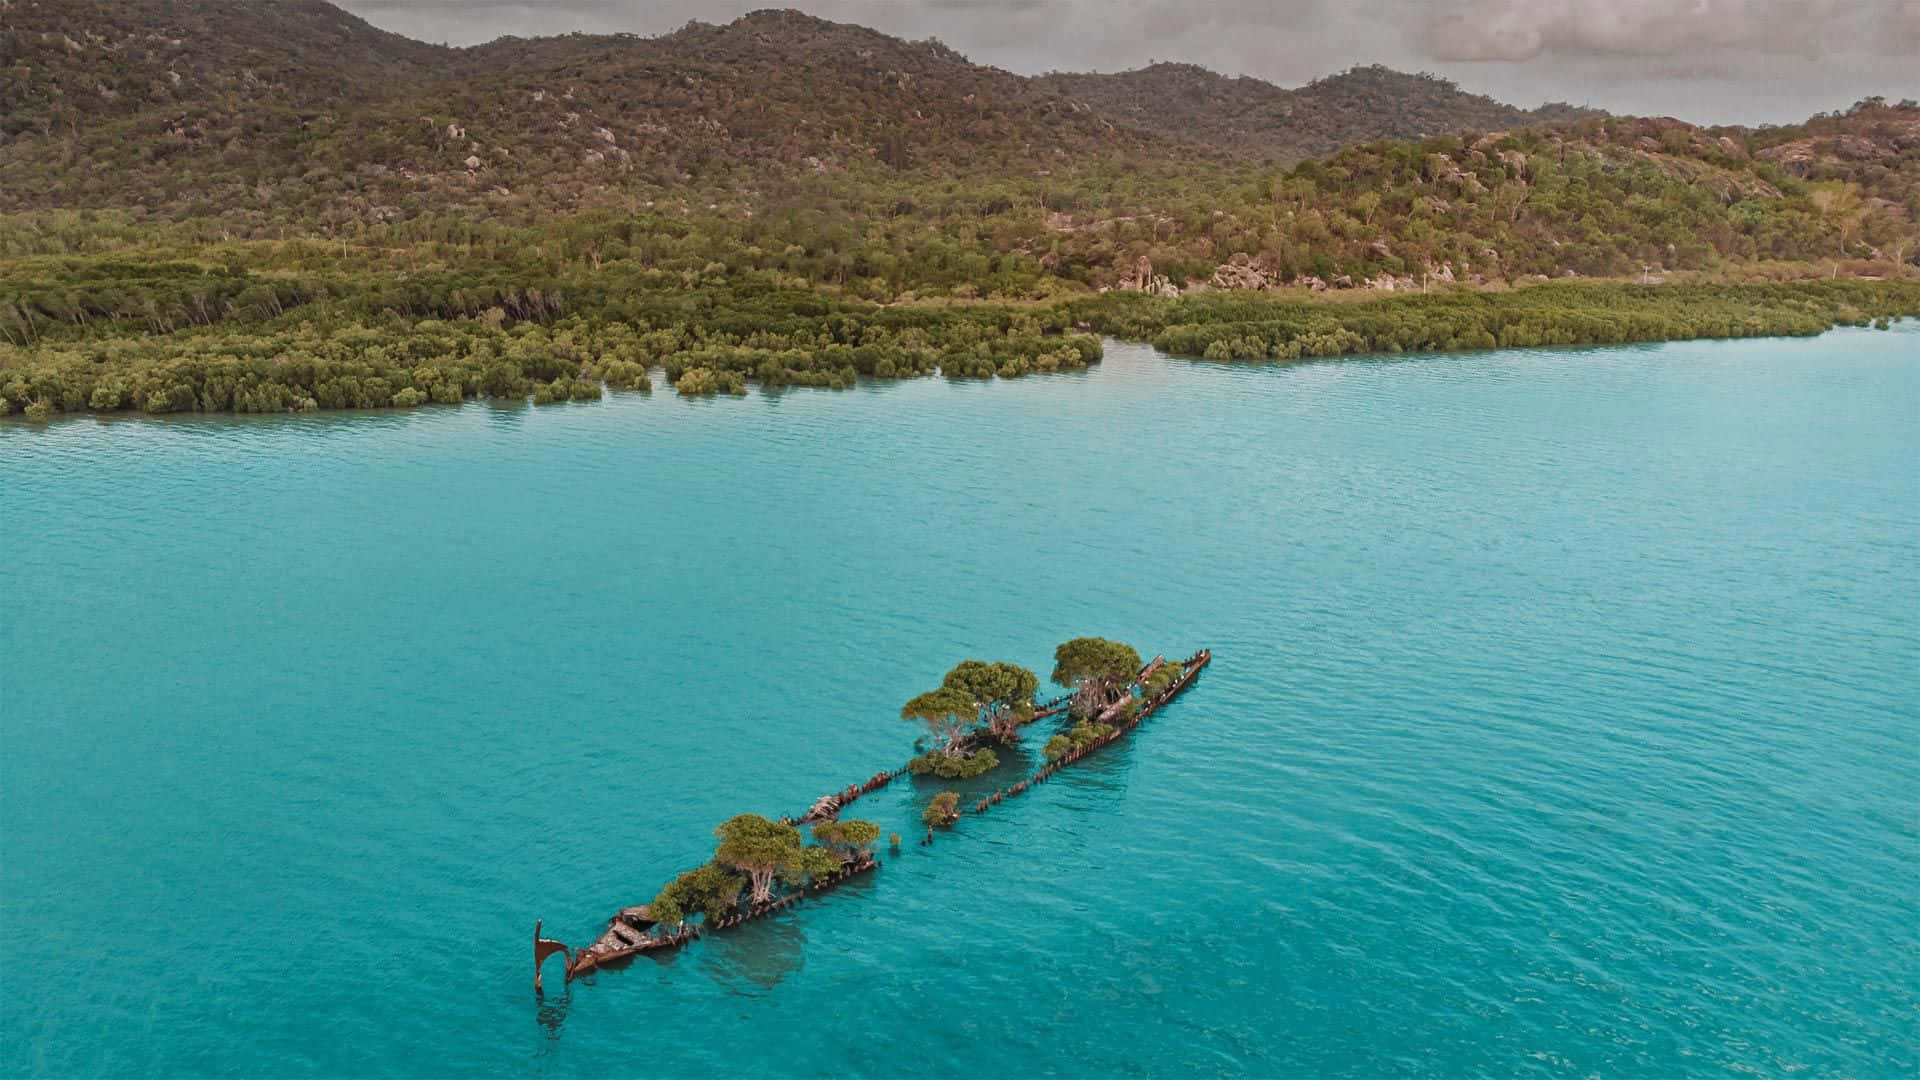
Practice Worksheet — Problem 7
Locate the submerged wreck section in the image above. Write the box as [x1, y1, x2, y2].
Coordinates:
[533, 645, 1210, 992]
[786, 769, 904, 826]
[533, 913, 693, 991]
[778, 692, 1075, 826]
[972, 650, 1211, 815]
[539, 857, 882, 987]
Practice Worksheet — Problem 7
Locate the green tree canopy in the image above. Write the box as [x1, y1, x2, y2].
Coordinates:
[811, 818, 881, 861]
[902, 684, 979, 755]
[1142, 661, 1183, 698]
[1051, 637, 1142, 718]
[799, 845, 844, 883]
[907, 746, 1000, 779]
[714, 813, 805, 904]
[653, 862, 748, 924]
[923, 791, 961, 828]
[941, 659, 1039, 742]
[648, 893, 686, 930]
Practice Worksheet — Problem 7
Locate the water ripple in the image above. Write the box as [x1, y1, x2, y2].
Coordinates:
[2, 326, 1917, 1076]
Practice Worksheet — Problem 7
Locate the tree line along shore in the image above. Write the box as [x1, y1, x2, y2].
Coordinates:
[7, 7, 1918, 423]
[3, 271, 1915, 422]
[6, 62, 1917, 424]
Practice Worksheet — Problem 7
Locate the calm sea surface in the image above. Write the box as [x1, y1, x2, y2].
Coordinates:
[3, 327, 1917, 1077]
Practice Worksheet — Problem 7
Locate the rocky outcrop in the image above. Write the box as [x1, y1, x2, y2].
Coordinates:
[1425, 152, 1485, 194]
[1756, 116, 1920, 176]
[1116, 255, 1180, 298]
[1364, 274, 1418, 292]
[1209, 252, 1279, 291]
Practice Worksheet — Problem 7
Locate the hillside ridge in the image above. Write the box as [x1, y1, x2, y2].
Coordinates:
[1037, 62, 1601, 161]
[0, 0, 1913, 297]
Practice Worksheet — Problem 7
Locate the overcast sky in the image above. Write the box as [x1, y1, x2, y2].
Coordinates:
[338, 1, 1920, 126]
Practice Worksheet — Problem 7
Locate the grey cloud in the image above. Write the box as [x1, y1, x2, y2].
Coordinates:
[337, 0, 1919, 124]
[1886, 0, 1920, 49]
[1423, 0, 1900, 61]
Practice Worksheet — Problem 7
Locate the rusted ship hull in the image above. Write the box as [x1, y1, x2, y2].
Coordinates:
[537, 857, 881, 987]
[534, 652, 1209, 992]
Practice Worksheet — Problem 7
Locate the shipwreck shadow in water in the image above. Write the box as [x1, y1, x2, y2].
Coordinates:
[532, 985, 572, 1053]
[699, 910, 808, 995]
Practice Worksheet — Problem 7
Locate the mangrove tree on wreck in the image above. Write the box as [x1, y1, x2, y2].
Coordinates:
[714, 814, 805, 904]
[902, 660, 1038, 778]
[1052, 637, 1143, 720]
[941, 660, 1040, 743]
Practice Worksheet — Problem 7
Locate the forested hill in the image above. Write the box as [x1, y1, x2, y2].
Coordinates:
[2, 1, 1199, 221]
[0, 0, 1915, 292]
[3, 0, 1603, 221]
[4, 4, 1919, 422]
[1037, 64, 1599, 162]
[0, 0, 445, 131]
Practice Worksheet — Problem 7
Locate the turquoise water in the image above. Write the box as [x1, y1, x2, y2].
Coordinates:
[3, 327, 1917, 1077]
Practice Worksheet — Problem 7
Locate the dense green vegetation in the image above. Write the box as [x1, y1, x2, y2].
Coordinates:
[3, 4, 1917, 424]
[1035, 638, 1191, 759]
[901, 658, 1042, 780]
[0, 254, 1102, 417]
[19, 2, 1908, 286]
[7, 3, 1915, 282]
[938, 661, 1039, 743]
[1043, 722, 1116, 762]
[604, 639, 1174, 936]
[647, 863, 747, 928]
[908, 748, 1001, 781]
[1051, 637, 1145, 721]
[898, 641, 1180, 780]
[1072, 279, 1920, 362]
[810, 819, 882, 862]
[2, 259, 1913, 420]
[922, 792, 962, 830]
[644, 813, 882, 930]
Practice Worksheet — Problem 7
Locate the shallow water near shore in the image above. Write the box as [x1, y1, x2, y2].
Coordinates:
[3, 326, 1917, 1077]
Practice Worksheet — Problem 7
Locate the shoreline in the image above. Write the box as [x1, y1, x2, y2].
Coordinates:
[4, 280, 1917, 424]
